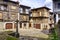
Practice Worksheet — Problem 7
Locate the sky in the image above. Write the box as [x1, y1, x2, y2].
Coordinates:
[11, 0, 53, 11]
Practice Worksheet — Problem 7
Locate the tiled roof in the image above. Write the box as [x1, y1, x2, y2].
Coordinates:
[3, 0, 19, 4]
[20, 5, 31, 8]
[31, 7, 51, 10]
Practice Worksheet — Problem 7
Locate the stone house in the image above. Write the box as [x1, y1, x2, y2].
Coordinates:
[0, 0, 54, 31]
[29, 7, 51, 30]
[19, 5, 31, 29]
[0, 0, 19, 30]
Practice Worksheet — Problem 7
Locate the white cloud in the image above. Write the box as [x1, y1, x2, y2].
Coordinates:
[19, 0, 53, 11]
[44, 0, 52, 6]
[44, 0, 53, 11]
[45, 0, 52, 3]
[19, 0, 45, 9]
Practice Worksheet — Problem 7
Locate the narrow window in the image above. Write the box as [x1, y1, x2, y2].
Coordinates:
[58, 3, 60, 9]
[25, 9, 29, 14]
[24, 23, 26, 26]
[19, 8, 23, 13]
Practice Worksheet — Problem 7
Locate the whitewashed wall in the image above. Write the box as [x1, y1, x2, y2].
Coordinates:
[0, 22, 4, 30]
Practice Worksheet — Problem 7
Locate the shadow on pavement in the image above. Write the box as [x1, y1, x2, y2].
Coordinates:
[19, 35, 48, 40]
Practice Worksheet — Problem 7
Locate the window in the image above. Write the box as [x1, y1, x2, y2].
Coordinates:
[30, 14, 32, 17]
[58, 14, 60, 18]
[0, 6, 4, 10]
[0, 5, 7, 10]
[29, 23, 31, 28]
[24, 23, 26, 26]
[3, 5, 7, 10]
[43, 25, 47, 30]
[20, 22, 22, 28]
[19, 8, 23, 13]
[25, 9, 29, 14]
[11, 6, 17, 10]
[23, 16, 26, 20]
[58, 3, 60, 9]
[39, 12, 41, 16]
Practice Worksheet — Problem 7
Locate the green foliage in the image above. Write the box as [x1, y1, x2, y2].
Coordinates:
[49, 24, 59, 40]
[0, 31, 18, 40]
[6, 36, 18, 40]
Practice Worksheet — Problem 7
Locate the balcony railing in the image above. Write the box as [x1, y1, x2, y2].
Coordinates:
[32, 14, 49, 17]
[20, 19, 29, 21]
[20, 18, 29, 21]
[0, 1, 7, 5]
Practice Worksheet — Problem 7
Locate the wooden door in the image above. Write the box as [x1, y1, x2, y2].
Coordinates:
[6, 23, 12, 29]
[34, 24, 40, 29]
[29, 23, 31, 28]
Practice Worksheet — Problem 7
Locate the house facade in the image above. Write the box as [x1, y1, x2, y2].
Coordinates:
[53, 0, 60, 24]
[0, 0, 19, 30]
[0, 0, 54, 31]
[30, 7, 50, 30]
[19, 5, 31, 29]
[49, 12, 54, 28]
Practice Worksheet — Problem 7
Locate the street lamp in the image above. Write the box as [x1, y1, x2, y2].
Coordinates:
[15, 19, 19, 38]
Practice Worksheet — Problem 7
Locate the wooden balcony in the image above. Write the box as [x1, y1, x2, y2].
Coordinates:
[30, 15, 49, 18]
[20, 17, 29, 21]
[20, 12, 29, 15]
[20, 15, 29, 21]
[20, 18, 29, 22]
[31, 13, 49, 18]
[0, 1, 7, 5]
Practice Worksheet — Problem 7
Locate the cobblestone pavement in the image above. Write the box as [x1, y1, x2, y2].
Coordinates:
[18, 29, 49, 38]
[0, 29, 49, 40]
[19, 36, 47, 40]
[13, 29, 49, 40]
[19, 36, 38, 40]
